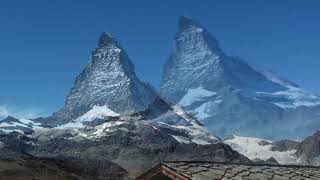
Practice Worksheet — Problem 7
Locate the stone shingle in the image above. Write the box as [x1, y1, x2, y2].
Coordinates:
[136, 161, 320, 180]
[164, 162, 320, 180]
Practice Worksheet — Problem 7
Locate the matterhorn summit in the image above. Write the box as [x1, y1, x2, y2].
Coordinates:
[161, 17, 320, 140]
[53, 32, 157, 123]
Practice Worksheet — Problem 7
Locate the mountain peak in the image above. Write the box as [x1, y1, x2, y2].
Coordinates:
[51, 32, 157, 124]
[175, 16, 221, 54]
[3, 116, 18, 122]
[178, 16, 202, 30]
[161, 17, 320, 140]
[98, 32, 119, 48]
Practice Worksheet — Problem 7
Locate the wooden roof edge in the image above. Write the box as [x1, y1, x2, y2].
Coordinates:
[134, 162, 191, 180]
[162, 160, 320, 169]
[135, 163, 163, 180]
[161, 163, 192, 180]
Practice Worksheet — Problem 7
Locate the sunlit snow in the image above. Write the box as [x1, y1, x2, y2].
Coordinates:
[193, 100, 222, 119]
[257, 86, 320, 109]
[179, 87, 216, 106]
[57, 106, 119, 129]
[76, 105, 119, 122]
[225, 135, 298, 164]
[93, 121, 127, 138]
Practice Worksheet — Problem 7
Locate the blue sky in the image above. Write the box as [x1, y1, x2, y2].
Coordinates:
[0, 0, 319, 118]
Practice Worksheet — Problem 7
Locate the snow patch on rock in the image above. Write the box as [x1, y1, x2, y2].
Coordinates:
[170, 135, 192, 144]
[179, 87, 216, 106]
[157, 121, 221, 145]
[93, 121, 127, 138]
[257, 86, 320, 109]
[193, 100, 222, 119]
[57, 106, 119, 129]
[76, 106, 119, 122]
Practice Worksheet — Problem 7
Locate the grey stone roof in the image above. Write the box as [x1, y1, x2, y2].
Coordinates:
[136, 161, 320, 180]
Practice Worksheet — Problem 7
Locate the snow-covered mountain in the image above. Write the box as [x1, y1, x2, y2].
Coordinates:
[160, 16, 320, 140]
[0, 32, 249, 178]
[52, 32, 157, 124]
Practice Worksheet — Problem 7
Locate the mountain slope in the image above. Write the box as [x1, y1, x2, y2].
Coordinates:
[160, 16, 320, 140]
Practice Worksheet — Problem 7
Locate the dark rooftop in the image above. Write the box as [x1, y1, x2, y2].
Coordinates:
[136, 161, 320, 180]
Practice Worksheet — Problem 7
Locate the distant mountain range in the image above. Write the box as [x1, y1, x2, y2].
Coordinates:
[0, 16, 320, 178]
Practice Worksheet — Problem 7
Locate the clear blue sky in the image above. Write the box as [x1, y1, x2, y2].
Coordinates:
[0, 0, 319, 118]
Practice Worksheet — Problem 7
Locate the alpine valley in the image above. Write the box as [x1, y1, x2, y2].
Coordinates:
[1, 16, 320, 179]
[0, 31, 249, 179]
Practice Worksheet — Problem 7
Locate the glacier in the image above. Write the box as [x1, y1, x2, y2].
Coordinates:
[225, 135, 298, 165]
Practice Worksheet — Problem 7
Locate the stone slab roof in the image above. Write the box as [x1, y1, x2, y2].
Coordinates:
[136, 161, 320, 180]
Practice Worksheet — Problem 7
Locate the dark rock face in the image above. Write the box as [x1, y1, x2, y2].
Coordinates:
[252, 157, 279, 165]
[160, 16, 320, 140]
[271, 140, 299, 152]
[0, 132, 34, 159]
[295, 131, 320, 166]
[265, 157, 280, 165]
[258, 140, 271, 146]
